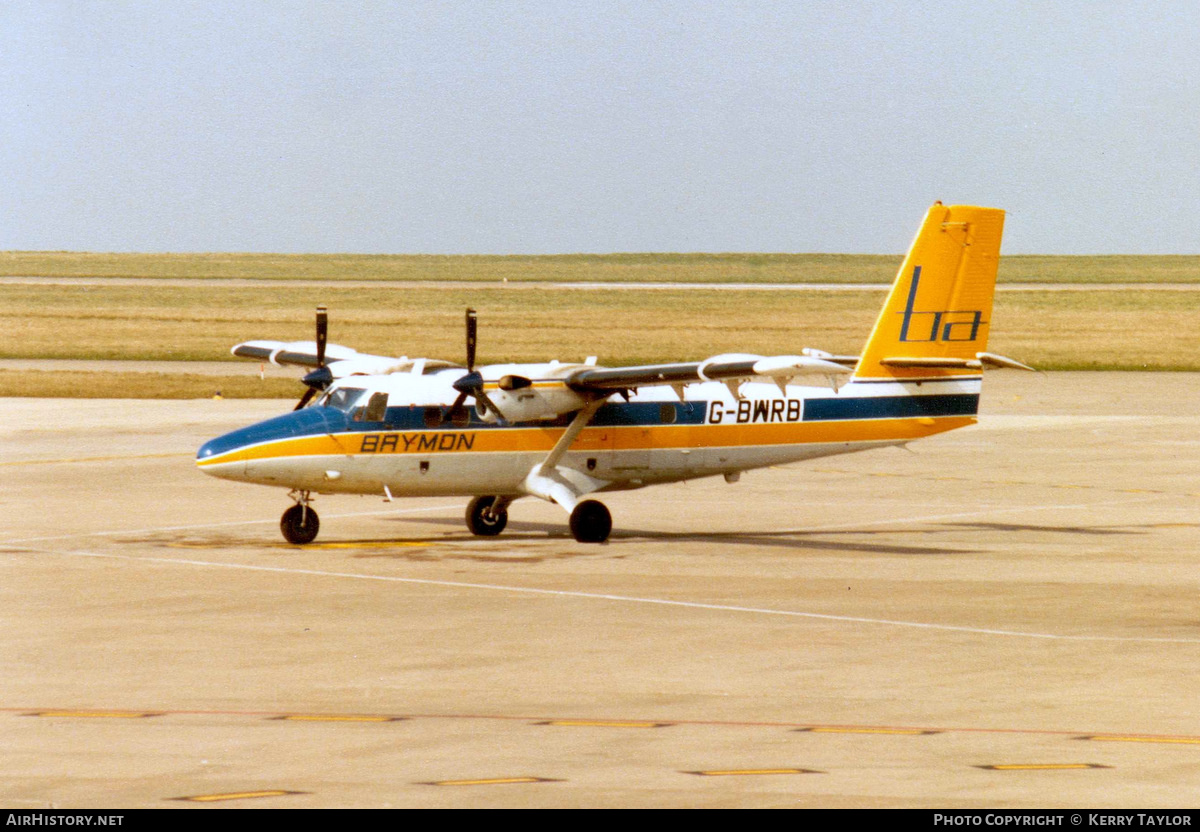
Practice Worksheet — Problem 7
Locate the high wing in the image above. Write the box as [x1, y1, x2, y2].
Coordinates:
[231, 340, 459, 378]
[563, 347, 1030, 400]
[232, 340, 375, 369]
[566, 352, 854, 397]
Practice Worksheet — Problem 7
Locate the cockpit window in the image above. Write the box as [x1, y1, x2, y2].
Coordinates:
[321, 386, 368, 412]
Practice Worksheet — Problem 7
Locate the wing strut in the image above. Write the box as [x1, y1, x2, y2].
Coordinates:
[537, 399, 605, 476]
[521, 399, 608, 511]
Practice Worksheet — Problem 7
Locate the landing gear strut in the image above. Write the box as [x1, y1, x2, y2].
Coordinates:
[569, 499, 611, 543]
[281, 494, 320, 544]
[466, 495, 509, 536]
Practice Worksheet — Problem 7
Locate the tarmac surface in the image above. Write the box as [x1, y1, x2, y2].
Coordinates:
[3, 371, 1200, 808]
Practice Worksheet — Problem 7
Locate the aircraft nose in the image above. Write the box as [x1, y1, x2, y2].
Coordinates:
[195, 406, 344, 477]
[195, 431, 247, 481]
[196, 437, 220, 463]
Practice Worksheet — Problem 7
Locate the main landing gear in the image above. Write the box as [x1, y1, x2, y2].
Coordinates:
[465, 495, 612, 543]
[281, 493, 320, 544]
[569, 500, 611, 543]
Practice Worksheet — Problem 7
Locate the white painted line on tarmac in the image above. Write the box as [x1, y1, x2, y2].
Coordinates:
[10, 538, 1200, 645]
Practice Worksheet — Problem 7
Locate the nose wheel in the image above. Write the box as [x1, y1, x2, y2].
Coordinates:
[466, 495, 509, 536]
[569, 499, 611, 543]
[281, 502, 320, 544]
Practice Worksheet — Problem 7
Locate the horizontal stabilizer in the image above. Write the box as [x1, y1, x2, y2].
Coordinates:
[976, 352, 1036, 372]
[881, 356, 983, 370]
[880, 351, 1034, 372]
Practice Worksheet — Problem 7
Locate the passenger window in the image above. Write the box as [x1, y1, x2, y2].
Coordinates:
[659, 403, 677, 424]
[423, 406, 444, 428]
[364, 392, 388, 422]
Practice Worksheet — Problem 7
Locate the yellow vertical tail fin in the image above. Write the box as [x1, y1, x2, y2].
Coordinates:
[854, 203, 1006, 381]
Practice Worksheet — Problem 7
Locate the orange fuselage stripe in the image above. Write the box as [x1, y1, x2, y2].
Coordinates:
[197, 416, 973, 466]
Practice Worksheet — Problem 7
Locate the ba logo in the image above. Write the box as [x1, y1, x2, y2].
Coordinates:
[897, 266, 986, 343]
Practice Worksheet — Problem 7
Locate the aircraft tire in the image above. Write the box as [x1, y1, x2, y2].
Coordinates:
[466, 495, 508, 536]
[569, 499, 611, 543]
[281, 504, 320, 544]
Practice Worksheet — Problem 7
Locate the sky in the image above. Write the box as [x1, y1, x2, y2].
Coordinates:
[4, 1, 1199, 255]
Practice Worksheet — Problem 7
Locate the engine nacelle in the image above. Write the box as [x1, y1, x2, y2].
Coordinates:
[478, 383, 589, 423]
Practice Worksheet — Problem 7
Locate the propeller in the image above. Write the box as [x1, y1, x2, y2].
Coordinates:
[294, 305, 331, 410]
[449, 308, 506, 421]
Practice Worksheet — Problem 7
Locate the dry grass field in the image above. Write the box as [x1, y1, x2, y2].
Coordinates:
[2, 253, 1198, 397]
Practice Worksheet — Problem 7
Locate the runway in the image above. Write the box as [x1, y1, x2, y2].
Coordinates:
[3, 372, 1200, 808]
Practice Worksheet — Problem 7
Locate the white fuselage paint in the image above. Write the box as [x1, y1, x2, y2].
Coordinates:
[198, 370, 981, 501]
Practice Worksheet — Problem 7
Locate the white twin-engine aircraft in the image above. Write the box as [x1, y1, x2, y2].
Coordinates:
[197, 203, 1030, 544]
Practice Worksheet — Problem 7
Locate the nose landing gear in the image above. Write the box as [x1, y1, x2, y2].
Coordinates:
[281, 492, 320, 544]
[466, 495, 510, 536]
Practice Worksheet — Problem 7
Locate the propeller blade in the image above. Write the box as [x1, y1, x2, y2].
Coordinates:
[473, 388, 506, 422]
[315, 305, 328, 367]
[465, 308, 477, 371]
[294, 386, 318, 411]
[447, 390, 470, 422]
[293, 305, 330, 410]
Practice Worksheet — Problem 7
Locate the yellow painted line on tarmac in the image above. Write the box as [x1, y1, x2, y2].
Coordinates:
[0, 453, 191, 467]
[175, 790, 306, 802]
[274, 714, 405, 723]
[539, 719, 671, 728]
[166, 540, 437, 551]
[300, 540, 439, 550]
[1083, 735, 1200, 745]
[422, 777, 561, 786]
[686, 768, 822, 777]
[978, 764, 1109, 771]
[800, 726, 939, 735]
[27, 710, 162, 719]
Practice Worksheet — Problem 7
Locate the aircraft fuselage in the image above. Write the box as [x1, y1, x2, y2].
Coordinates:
[196, 372, 979, 497]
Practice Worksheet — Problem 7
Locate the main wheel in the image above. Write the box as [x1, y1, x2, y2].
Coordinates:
[280, 504, 320, 544]
[569, 499, 611, 543]
[466, 495, 508, 536]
